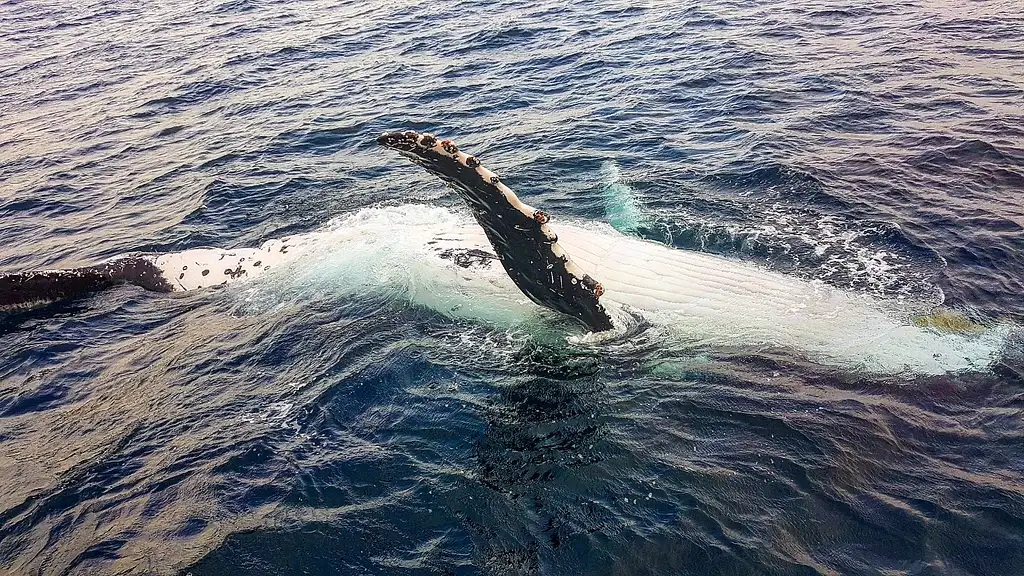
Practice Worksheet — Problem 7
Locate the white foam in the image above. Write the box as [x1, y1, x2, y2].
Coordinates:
[666, 201, 941, 302]
[599, 161, 648, 234]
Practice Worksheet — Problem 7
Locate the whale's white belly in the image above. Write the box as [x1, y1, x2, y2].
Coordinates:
[553, 222, 1004, 374]
[152, 205, 1005, 375]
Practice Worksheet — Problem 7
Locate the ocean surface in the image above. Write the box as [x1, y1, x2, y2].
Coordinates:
[2, 0, 1023, 574]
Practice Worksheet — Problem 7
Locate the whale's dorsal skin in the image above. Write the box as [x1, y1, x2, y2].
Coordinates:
[377, 130, 614, 332]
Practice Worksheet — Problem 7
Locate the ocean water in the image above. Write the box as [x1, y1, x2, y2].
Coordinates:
[1, 0, 1024, 574]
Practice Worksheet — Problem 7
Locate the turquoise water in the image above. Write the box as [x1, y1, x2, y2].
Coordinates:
[1, 1, 1023, 574]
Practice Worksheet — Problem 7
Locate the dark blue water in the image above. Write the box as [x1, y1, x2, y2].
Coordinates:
[2, 1, 1024, 574]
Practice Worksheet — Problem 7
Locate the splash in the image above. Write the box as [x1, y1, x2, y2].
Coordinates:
[599, 161, 649, 234]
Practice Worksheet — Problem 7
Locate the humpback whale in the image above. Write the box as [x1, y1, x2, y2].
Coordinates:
[0, 132, 1010, 374]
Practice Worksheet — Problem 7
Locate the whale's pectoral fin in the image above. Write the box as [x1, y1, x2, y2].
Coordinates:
[1, 243, 290, 312]
[378, 130, 614, 332]
[0, 256, 172, 312]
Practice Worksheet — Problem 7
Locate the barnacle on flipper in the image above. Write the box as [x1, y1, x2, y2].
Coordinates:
[912, 308, 986, 334]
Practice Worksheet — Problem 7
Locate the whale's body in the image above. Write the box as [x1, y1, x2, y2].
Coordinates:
[17, 203, 989, 375]
[0, 133, 1010, 375]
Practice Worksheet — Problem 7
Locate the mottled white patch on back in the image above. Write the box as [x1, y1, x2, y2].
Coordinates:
[153, 237, 307, 291]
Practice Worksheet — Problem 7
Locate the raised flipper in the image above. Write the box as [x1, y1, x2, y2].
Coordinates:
[377, 130, 614, 332]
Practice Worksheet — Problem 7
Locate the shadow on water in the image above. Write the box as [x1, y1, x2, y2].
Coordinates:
[182, 328, 1024, 576]
[182, 339, 611, 576]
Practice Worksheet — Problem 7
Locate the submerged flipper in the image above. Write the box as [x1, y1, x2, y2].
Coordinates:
[378, 130, 614, 332]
